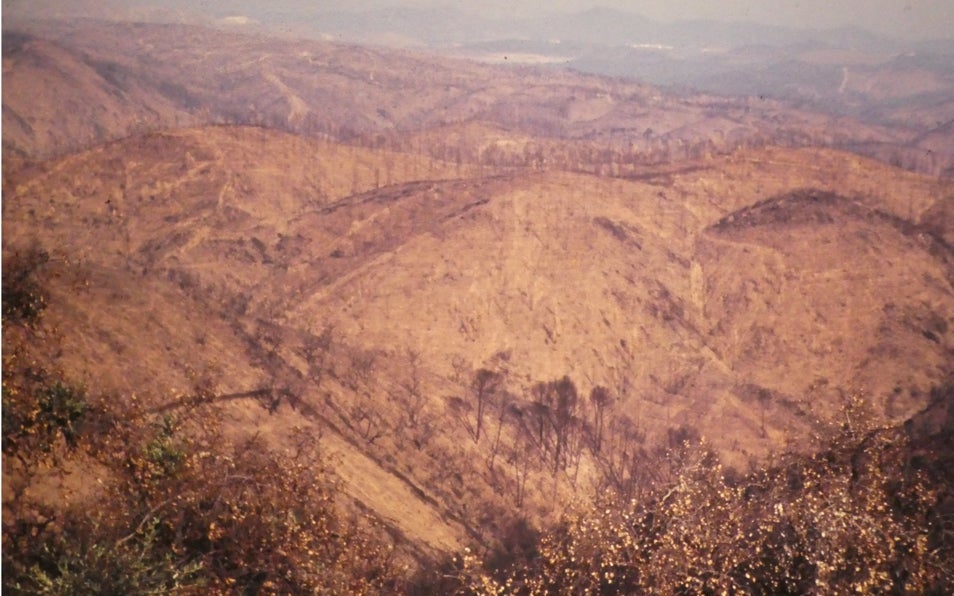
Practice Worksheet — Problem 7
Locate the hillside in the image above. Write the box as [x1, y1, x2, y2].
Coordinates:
[5, 124, 953, 559]
[2, 127, 479, 562]
[3, 17, 954, 593]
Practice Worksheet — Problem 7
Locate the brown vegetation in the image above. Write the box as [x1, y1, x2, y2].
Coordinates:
[4, 17, 954, 594]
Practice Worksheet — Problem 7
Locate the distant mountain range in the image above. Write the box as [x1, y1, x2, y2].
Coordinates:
[9, 3, 953, 51]
[4, 17, 953, 583]
[9, 3, 952, 128]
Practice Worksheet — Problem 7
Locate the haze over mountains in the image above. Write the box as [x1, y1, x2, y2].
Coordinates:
[3, 7, 954, 592]
[6, 3, 953, 176]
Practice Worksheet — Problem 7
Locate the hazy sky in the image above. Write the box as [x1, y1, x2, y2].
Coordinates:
[339, 0, 951, 41]
[5, 0, 954, 41]
[461, 0, 953, 40]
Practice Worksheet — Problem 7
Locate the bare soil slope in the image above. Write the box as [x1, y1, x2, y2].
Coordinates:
[6, 127, 952, 487]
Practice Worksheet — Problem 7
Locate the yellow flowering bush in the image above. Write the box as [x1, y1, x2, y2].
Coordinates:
[457, 420, 949, 594]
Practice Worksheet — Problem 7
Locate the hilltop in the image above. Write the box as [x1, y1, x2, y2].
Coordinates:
[3, 18, 954, 592]
[5, 124, 953, 558]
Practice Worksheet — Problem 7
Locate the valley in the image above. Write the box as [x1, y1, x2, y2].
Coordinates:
[3, 15, 953, 594]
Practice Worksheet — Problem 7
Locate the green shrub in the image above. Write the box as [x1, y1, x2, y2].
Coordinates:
[5, 514, 204, 595]
[2, 360, 88, 467]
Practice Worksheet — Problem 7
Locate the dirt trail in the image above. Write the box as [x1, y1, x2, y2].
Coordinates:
[263, 71, 310, 125]
[228, 396, 469, 556]
[320, 431, 466, 554]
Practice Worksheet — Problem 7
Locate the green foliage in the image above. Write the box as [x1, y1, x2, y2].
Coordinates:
[110, 406, 402, 593]
[4, 397, 402, 594]
[4, 513, 204, 595]
[3, 362, 400, 595]
[2, 276, 405, 595]
[5, 236, 948, 594]
[2, 344, 88, 467]
[139, 414, 187, 480]
[37, 382, 89, 448]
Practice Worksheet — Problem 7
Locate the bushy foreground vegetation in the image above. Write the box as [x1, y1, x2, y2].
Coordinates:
[451, 404, 953, 594]
[2, 351, 402, 593]
[3, 247, 951, 594]
[1, 256, 400, 594]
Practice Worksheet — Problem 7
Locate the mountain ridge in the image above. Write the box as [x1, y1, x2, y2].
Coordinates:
[5, 20, 948, 178]
[3, 18, 954, 585]
[6, 126, 951, 469]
